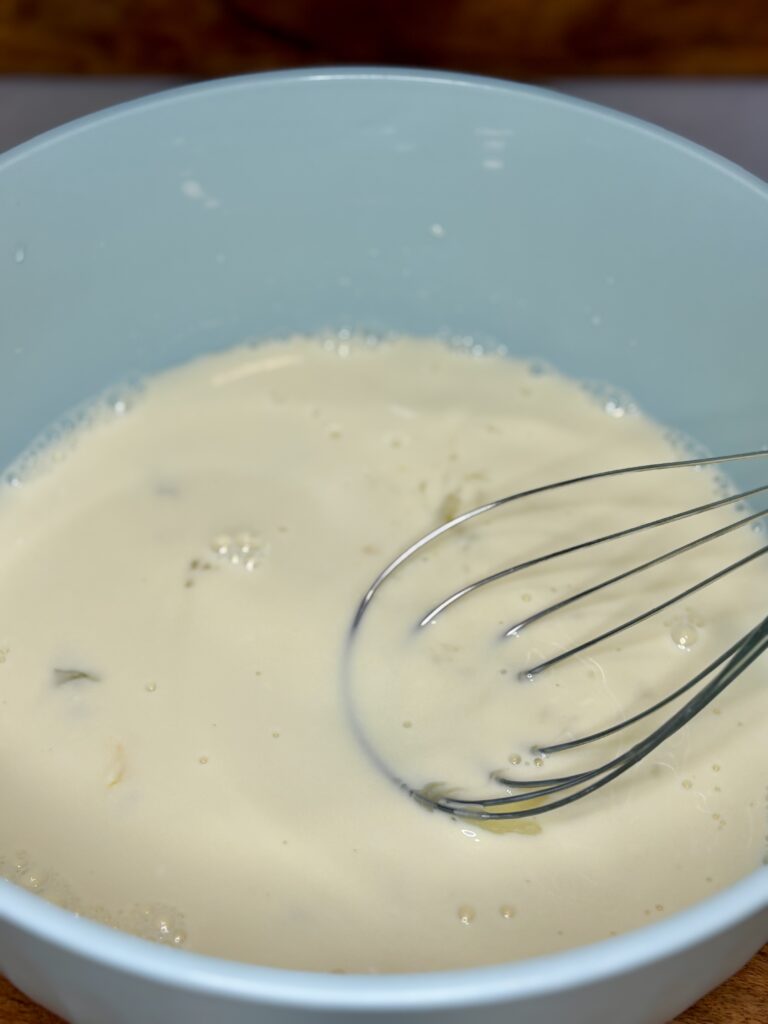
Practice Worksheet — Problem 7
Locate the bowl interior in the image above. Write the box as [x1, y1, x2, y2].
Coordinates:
[1, 70, 766, 488]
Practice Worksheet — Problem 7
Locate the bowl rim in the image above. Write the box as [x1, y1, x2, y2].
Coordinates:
[0, 66, 766, 1011]
[1, 64, 767, 199]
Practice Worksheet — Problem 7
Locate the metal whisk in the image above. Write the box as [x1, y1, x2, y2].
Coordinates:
[347, 450, 768, 821]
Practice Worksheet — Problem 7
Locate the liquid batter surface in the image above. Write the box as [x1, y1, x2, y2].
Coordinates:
[0, 336, 765, 972]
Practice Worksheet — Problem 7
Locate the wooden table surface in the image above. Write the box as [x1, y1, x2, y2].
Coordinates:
[1, 943, 766, 1023]
[2, 0, 768, 76]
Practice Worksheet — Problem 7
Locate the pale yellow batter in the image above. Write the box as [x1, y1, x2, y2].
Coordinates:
[0, 335, 765, 972]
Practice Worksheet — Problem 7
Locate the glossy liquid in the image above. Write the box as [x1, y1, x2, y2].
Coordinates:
[0, 336, 765, 972]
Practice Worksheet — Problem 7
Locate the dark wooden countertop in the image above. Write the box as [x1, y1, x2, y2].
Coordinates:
[1, 0, 767, 76]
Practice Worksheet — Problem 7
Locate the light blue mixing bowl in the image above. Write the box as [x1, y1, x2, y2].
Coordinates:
[0, 69, 766, 1024]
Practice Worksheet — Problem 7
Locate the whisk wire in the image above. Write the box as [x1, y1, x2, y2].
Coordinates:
[420, 481, 768, 629]
[504, 507, 768, 640]
[354, 450, 767, 630]
[524, 543, 768, 679]
[537, 631, 753, 755]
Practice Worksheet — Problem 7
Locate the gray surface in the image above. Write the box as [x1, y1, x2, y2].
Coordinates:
[0, 76, 187, 153]
[0, 75, 766, 181]
[553, 78, 767, 182]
